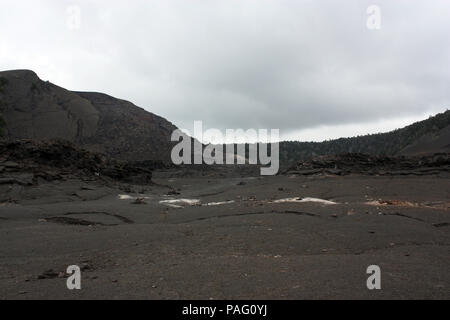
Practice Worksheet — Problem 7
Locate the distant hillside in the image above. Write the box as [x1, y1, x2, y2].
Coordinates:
[0, 70, 179, 162]
[1, 69, 448, 167]
[279, 110, 450, 164]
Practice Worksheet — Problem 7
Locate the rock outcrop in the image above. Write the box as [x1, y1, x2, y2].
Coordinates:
[0, 70, 178, 162]
[0, 139, 153, 184]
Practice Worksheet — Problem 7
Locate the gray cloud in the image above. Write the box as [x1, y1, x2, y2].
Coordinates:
[0, 0, 449, 141]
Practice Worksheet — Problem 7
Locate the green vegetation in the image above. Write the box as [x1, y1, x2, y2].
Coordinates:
[278, 110, 450, 164]
[226, 110, 450, 167]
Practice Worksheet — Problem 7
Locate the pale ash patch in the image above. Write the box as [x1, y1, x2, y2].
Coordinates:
[118, 194, 151, 200]
[203, 200, 235, 206]
[118, 195, 134, 200]
[272, 197, 337, 205]
[159, 199, 201, 207]
[160, 199, 235, 208]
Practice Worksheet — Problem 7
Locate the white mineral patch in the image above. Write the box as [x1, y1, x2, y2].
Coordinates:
[159, 199, 201, 206]
[118, 195, 134, 200]
[203, 200, 235, 206]
[272, 197, 337, 205]
[118, 194, 151, 200]
[365, 200, 381, 206]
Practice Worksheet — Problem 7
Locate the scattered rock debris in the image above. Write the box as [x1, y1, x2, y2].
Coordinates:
[37, 269, 60, 280]
[433, 222, 450, 228]
[132, 197, 147, 205]
[366, 199, 449, 210]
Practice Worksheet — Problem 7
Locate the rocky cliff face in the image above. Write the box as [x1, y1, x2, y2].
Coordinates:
[0, 139, 153, 185]
[0, 70, 178, 162]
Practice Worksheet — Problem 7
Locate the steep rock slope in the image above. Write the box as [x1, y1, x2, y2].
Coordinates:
[0, 70, 178, 162]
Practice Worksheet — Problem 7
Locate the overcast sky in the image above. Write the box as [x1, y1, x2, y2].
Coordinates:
[0, 0, 449, 143]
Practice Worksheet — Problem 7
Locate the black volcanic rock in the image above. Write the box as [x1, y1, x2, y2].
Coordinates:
[0, 70, 178, 162]
[73, 91, 178, 162]
[0, 139, 153, 184]
[286, 153, 450, 176]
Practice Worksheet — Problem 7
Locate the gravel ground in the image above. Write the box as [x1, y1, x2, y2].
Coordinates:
[0, 172, 449, 299]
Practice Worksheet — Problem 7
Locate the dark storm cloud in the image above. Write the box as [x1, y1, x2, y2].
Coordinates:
[0, 0, 449, 141]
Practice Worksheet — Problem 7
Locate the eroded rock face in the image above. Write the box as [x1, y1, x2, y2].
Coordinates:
[0, 70, 99, 142]
[0, 70, 178, 162]
[74, 91, 178, 162]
